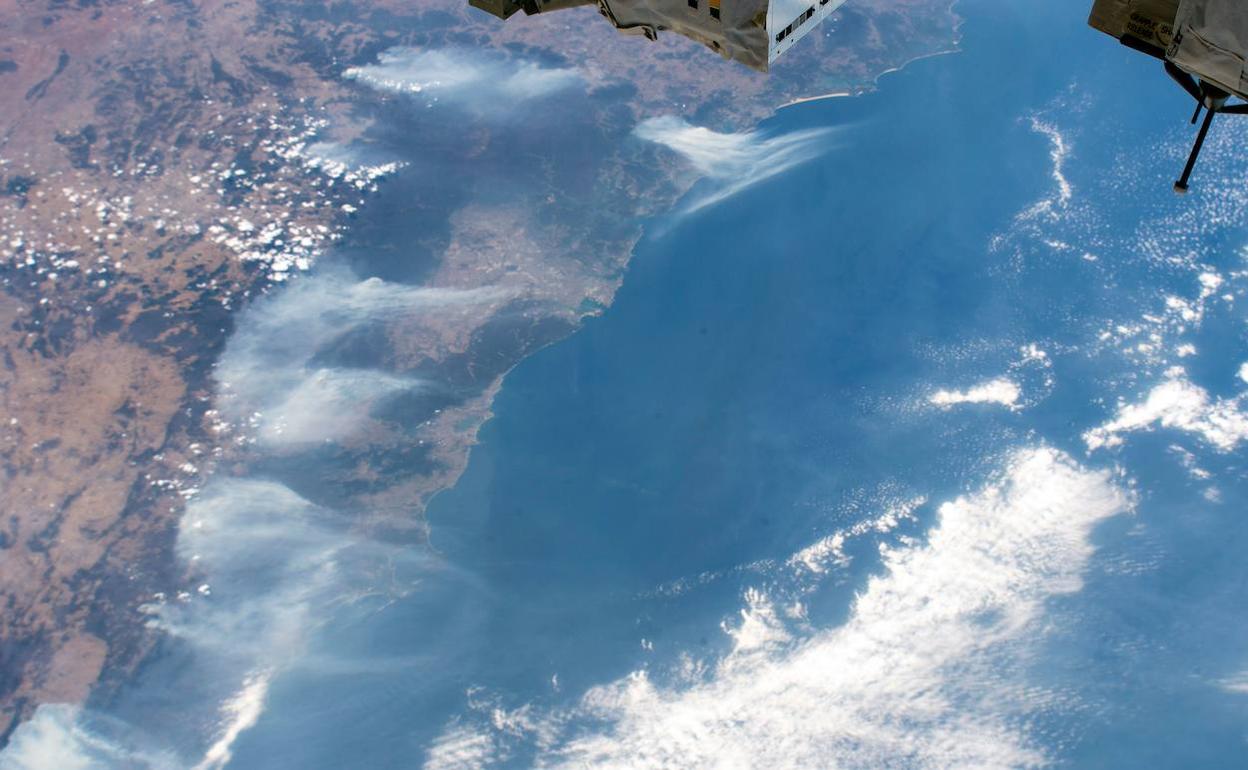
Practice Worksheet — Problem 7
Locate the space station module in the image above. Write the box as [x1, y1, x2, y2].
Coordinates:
[1088, 0, 1248, 190]
[1090, 0, 1248, 100]
[468, 0, 849, 71]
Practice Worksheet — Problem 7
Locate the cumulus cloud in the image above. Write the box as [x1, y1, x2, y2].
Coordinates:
[635, 116, 835, 213]
[300, 142, 403, 183]
[1026, 116, 1073, 215]
[929, 377, 1022, 409]
[344, 48, 581, 107]
[787, 495, 925, 576]
[1084, 369, 1248, 452]
[427, 448, 1130, 769]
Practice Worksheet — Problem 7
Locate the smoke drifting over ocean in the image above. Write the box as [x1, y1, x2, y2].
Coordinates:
[635, 116, 836, 214]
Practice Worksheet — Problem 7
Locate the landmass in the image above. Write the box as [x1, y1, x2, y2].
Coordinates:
[0, 0, 960, 743]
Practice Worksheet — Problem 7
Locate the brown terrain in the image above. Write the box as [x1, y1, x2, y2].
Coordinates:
[0, 0, 959, 744]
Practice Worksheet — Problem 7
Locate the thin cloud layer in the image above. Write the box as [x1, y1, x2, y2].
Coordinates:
[344, 48, 581, 107]
[1218, 671, 1248, 694]
[635, 116, 835, 213]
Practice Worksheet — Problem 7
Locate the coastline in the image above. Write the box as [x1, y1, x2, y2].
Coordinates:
[0, 0, 963, 753]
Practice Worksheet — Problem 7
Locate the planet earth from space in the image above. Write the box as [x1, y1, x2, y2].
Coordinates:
[2, 0, 1248, 767]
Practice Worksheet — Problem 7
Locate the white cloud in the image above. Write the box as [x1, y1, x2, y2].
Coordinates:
[787, 496, 925, 575]
[344, 48, 581, 106]
[1028, 117, 1073, 211]
[634, 116, 834, 213]
[423, 724, 495, 770]
[192, 671, 273, 770]
[929, 377, 1021, 409]
[301, 142, 402, 182]
[1084, 370, 1248, 452]
[432, 448, 1129, 769]
[1168, 443, 1212, 481]
[1217, 671, 1248, 694]
[1018, 343, 1050, 365]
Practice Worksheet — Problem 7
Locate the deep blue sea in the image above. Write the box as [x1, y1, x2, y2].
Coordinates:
[6, 0, 1248, 768]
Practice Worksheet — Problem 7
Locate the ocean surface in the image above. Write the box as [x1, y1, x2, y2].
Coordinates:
[6, 0, 1248, 767]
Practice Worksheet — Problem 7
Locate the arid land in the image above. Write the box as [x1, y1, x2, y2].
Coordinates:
[0, 0, 959, 742]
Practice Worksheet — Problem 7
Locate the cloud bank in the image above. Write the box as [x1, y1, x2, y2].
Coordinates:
[426, 448, 1130, 769]
[635, 116, 834, 213]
